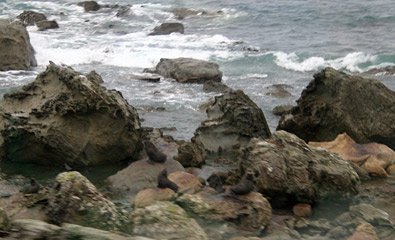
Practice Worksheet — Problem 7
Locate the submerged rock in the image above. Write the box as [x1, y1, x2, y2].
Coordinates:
[155, 58, 222, 83]
[16, 11, 47, 26]
[0, 19, 37, 71]
[309, 133, 395, 177]
[36, 20, 59, 31]
[130, 201, 208, 240]
[47, 171, 128, 231]
[0, 63, 141, 167]
[148, 22, 184, 36]
[364, 65, 395, 76]
[203, 80, 232, 93]
[238, 131, 360, 206]
[277, 68, 395, 150]
[193, 90, 271, 155]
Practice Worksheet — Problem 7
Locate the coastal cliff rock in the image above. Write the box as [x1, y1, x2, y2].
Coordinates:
[309, 133, 395, 177]
[148, 22, 184, 35]
[16, 11, 47, 26]
[176, 190, 272, 230]
[130, 201, 208, 240]
[0, 19, 37, 71]
[47, 171, 128, 231]
[0, 62, 141, 167]
[277, 68, 395, 150]
[238, 131, 360, 206]
[193, 90, 271, 155]
[154, 58, 222, 83]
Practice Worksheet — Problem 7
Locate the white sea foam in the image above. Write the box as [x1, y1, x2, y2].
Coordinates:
[273, 51, 378, 72]
[240, 73, 268, 79]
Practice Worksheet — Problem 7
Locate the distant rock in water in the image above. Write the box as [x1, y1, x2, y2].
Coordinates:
[272, 104, 293, 116]
[36, 20, 59, 31]
[154, 58, 222, 83]
[364, 65, 395, 75]
[17, 10, 47, 26]
[77, 1, 101, 12]
[148, 22, 184, 36]
[277, 67, 395, 150]
[203, 80, 231, 93]
[0, 19, 37, 71]
[0, 62, 141, 167]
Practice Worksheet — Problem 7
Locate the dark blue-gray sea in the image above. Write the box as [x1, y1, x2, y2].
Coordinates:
[1, 0, 395, 140]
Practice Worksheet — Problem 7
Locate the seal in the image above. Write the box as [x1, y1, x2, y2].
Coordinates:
[20, 179, 40, 194]
[230, 172, 255, 195]
[157, 169, 179, 193]
[207, 172, 225, 193]
[144, 140, 167, 163]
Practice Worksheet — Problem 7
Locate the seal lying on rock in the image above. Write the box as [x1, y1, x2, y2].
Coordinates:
[144, 140, 167, 164]
[157, 169, 179, 192]
[20, 179, 40, 194]
[230, 172, 255, 195]
[207, 173, 225, 193]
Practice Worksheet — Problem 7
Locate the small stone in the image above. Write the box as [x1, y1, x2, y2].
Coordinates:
[292, 203, 312, 217]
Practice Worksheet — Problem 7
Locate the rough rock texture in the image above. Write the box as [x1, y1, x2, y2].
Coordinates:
[168, 171, 203, 193]
[347, 222, 379, 240]
[349, 203, 393, 227]
[0, 63, 141, 167]
[148, 22, 184, 35]
[106, 159, 184, 196]
[78, 1, 101, 12]
[292, 203, 312, 218]
[36, 20, 59, 31]
[203, 80, 232, 93]
[16, 11, 47, 26]
[133, 188, 175, 208]
[0, 19, 37, 71]
[176, 190, 272, 230]
[365, 65, 395, 76]
[174, 141, 206, 167]
[272, 105, 293, 116]
[309, 133, 395, 177]
[193, 90, 271, 154]
[0, 207, 10, 230]
[47, 171, 128, 231]
[130, 201, 208, 240]
[277, 68, 395, 150]
[239, 131, 360, 206]
[155, 58, 222, 83]
[265, 84, 292, 98]
[10, 219, 61, 240]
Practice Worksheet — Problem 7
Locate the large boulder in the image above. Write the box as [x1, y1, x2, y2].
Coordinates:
[309, 133, 395, 177]
[130, 201, 208, 240]
[0, 63, 141, 167]
[176, 190, 272, 230]
[0, 19, 37, 71]
[155, 58, 222, 83]
[174, 141, 206, 168]
[193, 90, 271, 155]
[238, 131, 360, 206]
[16, 11, 47, 26]
[277, 68, 395, 150]
[47, 171, 128, 231]
[148, 22, 184, 36]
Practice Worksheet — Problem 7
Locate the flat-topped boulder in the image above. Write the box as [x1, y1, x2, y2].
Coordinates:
[154, 58, 222, 83]
[277, 68, 395, 150]
[0, 19, 37, 71]
[0, 62, 141, 167]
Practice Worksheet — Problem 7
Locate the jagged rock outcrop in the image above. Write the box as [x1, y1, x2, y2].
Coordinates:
[193, 90, 271, 155]
[16, 11, 47, 26]
[47, 171, 128, 231]
[0, 19, 37, 71]
[148, 22, 184, 36]
[277, 68, 395, 150]
[154, 58, 222, 83]
[238, 131, 360, 206]
[0, 63, 141, 167]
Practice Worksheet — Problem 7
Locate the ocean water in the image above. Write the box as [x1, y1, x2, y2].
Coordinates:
[1, 0, 395, 140]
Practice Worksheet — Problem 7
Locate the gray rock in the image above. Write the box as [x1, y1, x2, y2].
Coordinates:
[155, 58, 222, 83]
[0, 19, 37, 71]
[78, 1, 101, 12]
[174, 141, 206, 168]
[10, 219, 61, 239]
[36, 20, 59, 31]
[16, 11, 47, 26]
[238, 131, 360, 206]
[148, 22, 184, 36]
[364, 65, 395, 75]
[0, 207, 9, 231]
[350, 203, 393, 227]
[203, 80, 231, 93]
[130, 201, 208, 240]
[277, 67, 395, 150]
[0, 62, 141, 167]
[272, 105, 293, 116]
[193, 90, 271, 155]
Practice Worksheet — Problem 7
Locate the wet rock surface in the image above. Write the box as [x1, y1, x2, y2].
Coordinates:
[238, 131, 360, 206]
[0, 19, 37, 71]
[0, 63, 141, 167]
[16, 11, 47, 26]
[277, 67, 395, 150]
[148, 22, 184, 35]
[78, 1, 101, 12]
[154, 58, 222, 83]
[36, 20, 59, 31]
[193, 90, 271, 155]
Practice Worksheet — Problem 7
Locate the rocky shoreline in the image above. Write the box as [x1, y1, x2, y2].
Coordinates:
[0, 2, 395, 240]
